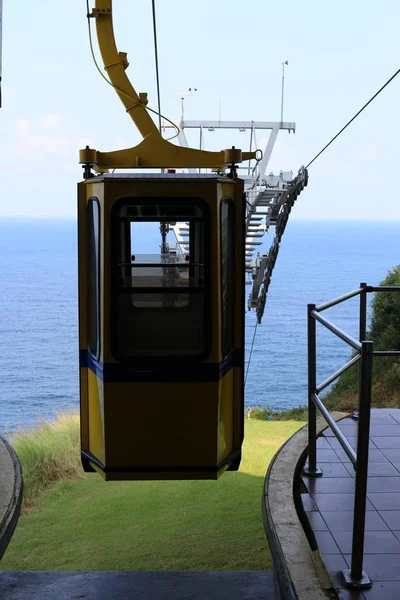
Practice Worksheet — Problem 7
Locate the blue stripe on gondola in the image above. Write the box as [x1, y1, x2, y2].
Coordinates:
[79, 350, 242, 383]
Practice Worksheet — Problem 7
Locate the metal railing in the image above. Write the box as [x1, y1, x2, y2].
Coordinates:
[304, 283, 400, 589]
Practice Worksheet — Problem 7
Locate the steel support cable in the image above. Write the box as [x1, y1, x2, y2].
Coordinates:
[245, 321, 259, 384]
[254, 69, 400, 323]
[306, 67, 400, 169]
[151, 0, 162, 134]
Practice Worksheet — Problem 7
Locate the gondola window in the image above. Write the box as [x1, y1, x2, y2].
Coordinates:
[112, 199, 209, 359]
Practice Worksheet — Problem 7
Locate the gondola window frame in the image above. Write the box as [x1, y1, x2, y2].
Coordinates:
[220, 197, 235, 359]
[111, 196, 211, 362]
[86, 197, 101, 361]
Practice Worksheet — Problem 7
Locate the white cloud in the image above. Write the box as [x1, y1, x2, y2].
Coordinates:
[13, 118, 69, 157]
[0, 116, 90, 168]
[38, 113, 64, 128]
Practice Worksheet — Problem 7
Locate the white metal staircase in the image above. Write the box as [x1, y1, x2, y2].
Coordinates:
[166, 120, 308, 323]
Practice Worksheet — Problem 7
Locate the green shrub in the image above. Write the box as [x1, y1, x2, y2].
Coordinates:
[247, 406, 274, 420]
[248, 267, 400, 420]
[247, 405, 308, 422]
[324, 266, 400, 409]
[10, 413, 85, 508]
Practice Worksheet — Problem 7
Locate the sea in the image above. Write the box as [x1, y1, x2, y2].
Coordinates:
[0, 219, 399, 433]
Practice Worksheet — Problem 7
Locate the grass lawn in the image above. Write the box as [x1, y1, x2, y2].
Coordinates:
[1, 419, 304, 571]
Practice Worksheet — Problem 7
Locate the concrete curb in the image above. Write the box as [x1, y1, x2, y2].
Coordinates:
[0, 436, 23, 561]
[262, 413, 348, 600]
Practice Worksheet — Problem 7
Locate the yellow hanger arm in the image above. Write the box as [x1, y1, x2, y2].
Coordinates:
[83, 2, 261, 170]
[80, 136, 259, 170]
[92, 0, 159, 139]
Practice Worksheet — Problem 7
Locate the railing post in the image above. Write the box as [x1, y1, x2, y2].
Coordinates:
[303, 304, 322, 477]
[343, 340, 373, 589]
[359, 283, 367, 342]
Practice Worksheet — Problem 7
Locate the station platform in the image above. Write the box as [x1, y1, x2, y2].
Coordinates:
[301, 408, 400, 599]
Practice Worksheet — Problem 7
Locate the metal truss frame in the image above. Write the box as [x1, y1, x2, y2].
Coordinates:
[166, 119, 307, 321]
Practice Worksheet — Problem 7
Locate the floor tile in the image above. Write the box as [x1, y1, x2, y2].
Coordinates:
[370, 424, 400, 436]
[365, 448, 388, 462]
[321, 510, 388, 532]
[380, 512, 400, 530]
[389, 462, 400, 474]
[381, 448, 400, 462]
[300, 493, 317, 511]
[337, 426, 360, 438]
[314, 530, 341, 553]
[370, 414, 399, 423]
[336, 448, 386, 463]
[306, 510, 328, 531]
[312, 494, 374, 512]
[307, 463, 352, 477]
[313, 448, 342, 462]
[344, 553, 400, 580]
[329, 570, 351, 593]
[336, 587, 366, 600]
[393, 531, 400, 542]
[322, 554, 348, 571]
[303, 477, 355, 494]
[389, 411, 400, 425]
[344, 462, 400, 477]
[328, 437, 376, 451]
[344, 463, 357, 477]
[333, 530, 400, 554]
[337, 420, 359, 428]
[363, 581, 400, 599]
[368, 492, 400, 510]
[324, 422, 357, 437]
[323, 427, 335, 437]
[371, 436, 400, 449]
[333, 448, 354, 463]
[367, 477, 400, 492]
[317, 436, 332, 449]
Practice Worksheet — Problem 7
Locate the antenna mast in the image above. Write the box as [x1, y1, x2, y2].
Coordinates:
[280, 61, 288, 122]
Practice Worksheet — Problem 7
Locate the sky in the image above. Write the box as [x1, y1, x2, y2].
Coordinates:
[0, 0, 399, 219]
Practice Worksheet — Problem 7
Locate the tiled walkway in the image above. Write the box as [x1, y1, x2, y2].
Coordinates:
[301, 408, 400, 599]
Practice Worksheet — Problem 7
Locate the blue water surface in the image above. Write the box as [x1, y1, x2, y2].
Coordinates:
[0, 219, 398, 432]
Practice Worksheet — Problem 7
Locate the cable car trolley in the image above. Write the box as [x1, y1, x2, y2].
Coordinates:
[78, 0, 259, 480]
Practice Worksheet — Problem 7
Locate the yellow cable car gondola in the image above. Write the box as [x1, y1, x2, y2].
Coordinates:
[78, 1, 258, 480]
[78, 173, 245, 480]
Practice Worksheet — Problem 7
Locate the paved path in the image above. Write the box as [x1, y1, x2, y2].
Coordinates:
[0, 571, 275, 599]
[302, 408, 400, 599]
